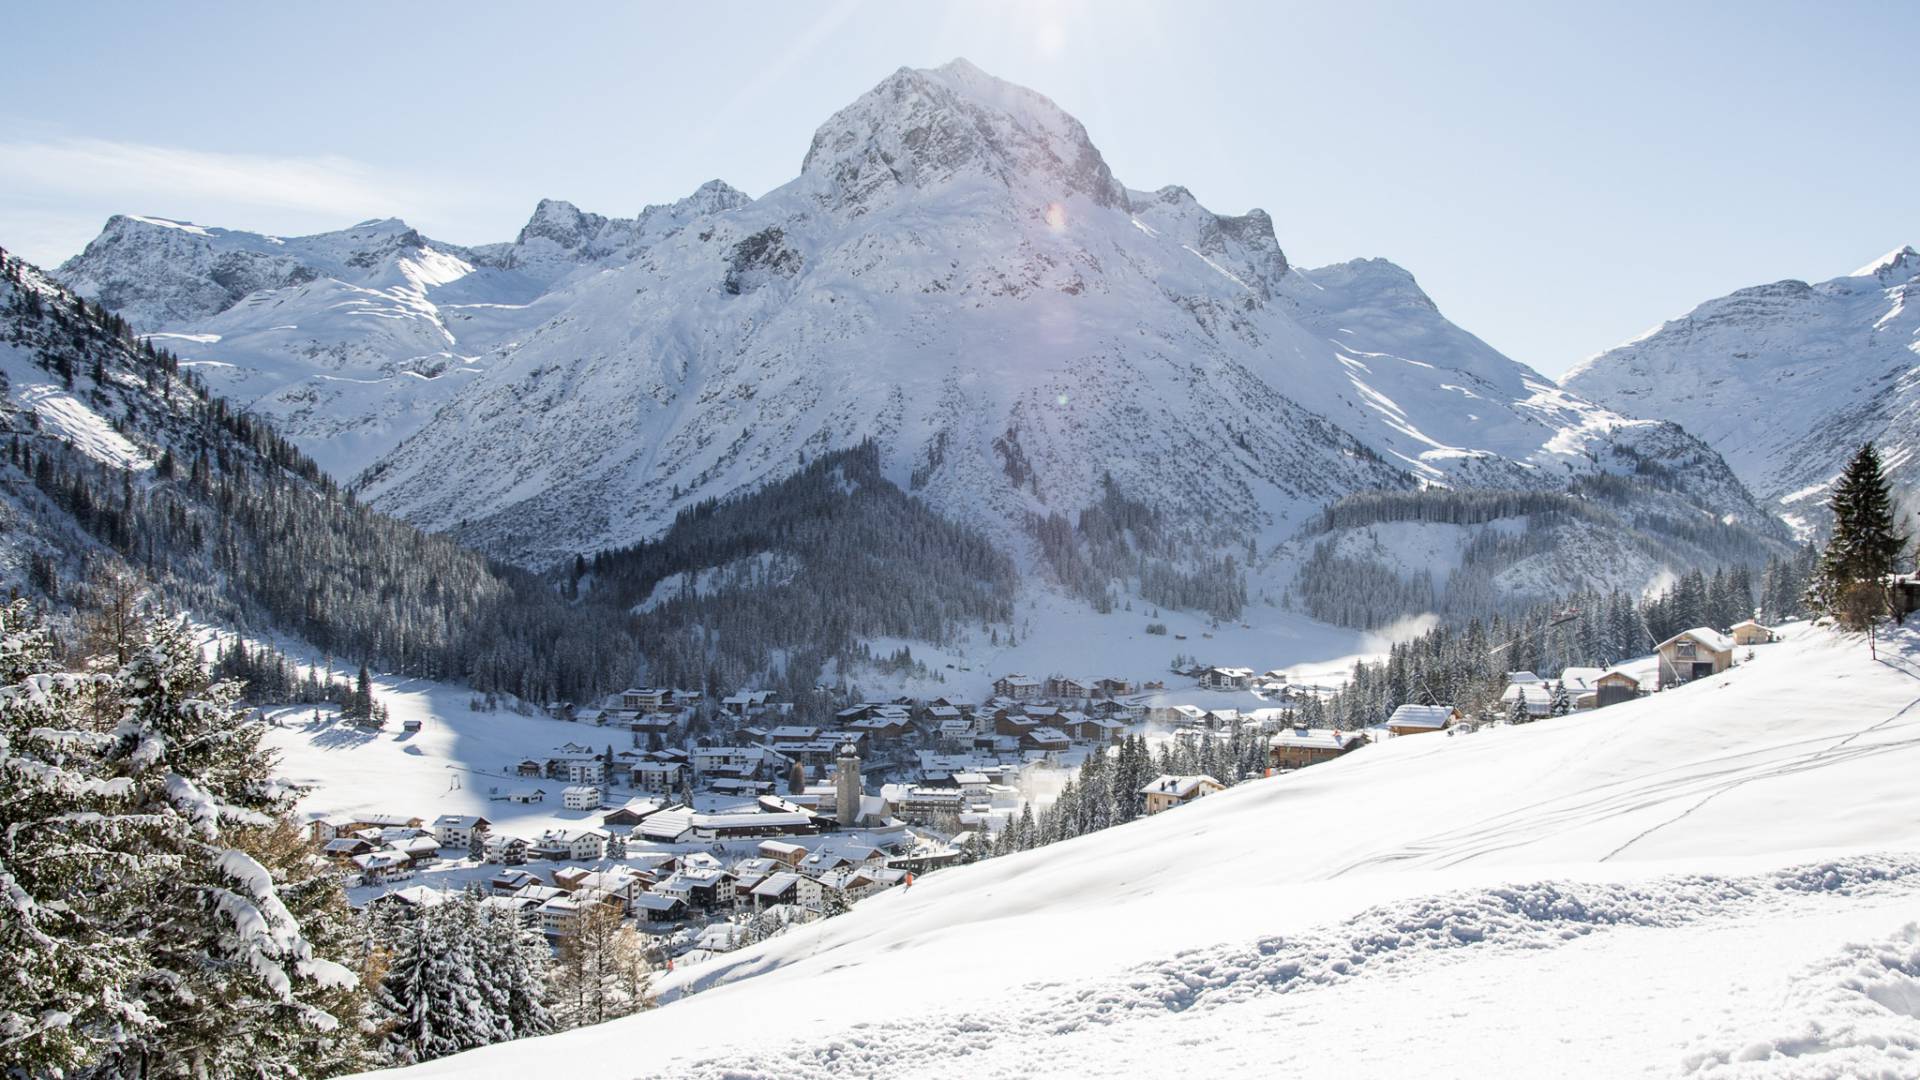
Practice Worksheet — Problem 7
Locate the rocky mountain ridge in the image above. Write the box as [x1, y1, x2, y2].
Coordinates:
[1565, 244, 1920, 533]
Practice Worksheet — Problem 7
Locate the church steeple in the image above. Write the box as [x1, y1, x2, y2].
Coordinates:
[834, 741, 862, 828]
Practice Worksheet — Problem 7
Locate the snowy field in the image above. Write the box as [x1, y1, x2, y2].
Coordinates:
[357, 621, 1920, 1078]
[259, 676, 633, 838]
[846, 587, 1390, 701]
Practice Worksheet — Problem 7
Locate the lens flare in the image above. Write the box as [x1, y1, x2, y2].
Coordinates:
[1036, 19, 1066, 57]
[1045, 202, 1067, 232]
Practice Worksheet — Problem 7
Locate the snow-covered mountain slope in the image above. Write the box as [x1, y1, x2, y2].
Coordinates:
[0, 245, 647, 701]
[366, 621, 1920, 1079]
[1564, 246, 1920, 531]
[465, 180, 752, 289]
[53, 185, 753, 478]
[355, 59, 1775, 567]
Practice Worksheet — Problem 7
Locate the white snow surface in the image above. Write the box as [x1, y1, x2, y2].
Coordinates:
[261, 673, 639, 840]
[0, 331, 155, 472]
[1565, 244, 1920, 515]
[358, 622, 1920, 1078]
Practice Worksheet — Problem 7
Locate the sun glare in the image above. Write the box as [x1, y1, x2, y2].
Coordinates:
[1045, 202, 1067, 232]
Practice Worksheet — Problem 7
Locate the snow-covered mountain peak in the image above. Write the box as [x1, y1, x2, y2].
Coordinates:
[60, 215, 318, 327]
[1849, 243, 1919, 280]
[1290, 257, 1437, 313]
[671, 179, 754, 216]
[1565, 246, 1920, 524]
[514, 198, 604, 247]
[117, 214, 223, 237]
[343, 216, 416, 235]
[483, 181, 752, 282]
[801, 58, 1127, 215]
[1125, 184, 1290, 298]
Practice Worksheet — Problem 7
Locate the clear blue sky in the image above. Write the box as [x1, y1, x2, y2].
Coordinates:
[4, 1, 1912, 375]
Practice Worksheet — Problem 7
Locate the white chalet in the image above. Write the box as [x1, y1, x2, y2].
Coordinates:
[430, 814, 490, 849]
[351, 850, 413, 884]
[562, 785, 602, 811]
[1499, 678, 1555, 718]
[1138, 774, 1225, 815]
[532, 828, 607, 862]
[630, 760, 688, 795]
[538, 894, 585, 936]
[721, 690, 776, 717]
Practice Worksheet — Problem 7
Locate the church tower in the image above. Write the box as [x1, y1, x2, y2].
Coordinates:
[834, 741, 862, 828]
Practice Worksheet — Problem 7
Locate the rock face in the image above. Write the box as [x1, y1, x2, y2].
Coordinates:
[59, 59, 1780, 589]
[1564, 246, 1920, 532]
[800, 59, 1129, 216]
[466, 180, 753, 287]
[58, 215, 318, 328]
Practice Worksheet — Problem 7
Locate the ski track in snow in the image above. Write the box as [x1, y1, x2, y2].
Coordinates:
[1314, 681, 1920, 879]
[1601, 684, 1920, 863]
[646, 857, 1920, 1079]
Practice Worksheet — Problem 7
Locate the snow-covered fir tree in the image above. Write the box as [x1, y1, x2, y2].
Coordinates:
[1811, 442, 1913, 628]
[0, 601, 373, 1079]
[374, 891, 550, 1064]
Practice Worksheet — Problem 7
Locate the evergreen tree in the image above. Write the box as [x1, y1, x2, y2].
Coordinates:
[480, 901, 554, 1041]
[347, 663, 376, 723]
[21, 613, 373, 1079]
[1812, 442, 1912, 628]
[960, 828, 990, 864]
[0, 600, 143, 1075]
[377, 898, 492, 1063]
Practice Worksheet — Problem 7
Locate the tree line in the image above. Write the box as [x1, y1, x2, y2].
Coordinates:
[1031, 473, 1248, 620]
[1292, 480, 1793, 631]
[1313, 544, 1819, 731]
[965, 729, 1271, 861]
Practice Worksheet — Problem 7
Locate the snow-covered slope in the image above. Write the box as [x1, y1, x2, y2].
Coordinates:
[53, 185, 752, 478]
[366, 622, 1920, 1078]
[356, 60, 1773, 567]
[465, 180, 752, 289]
[1564, 246, 1920, 530]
